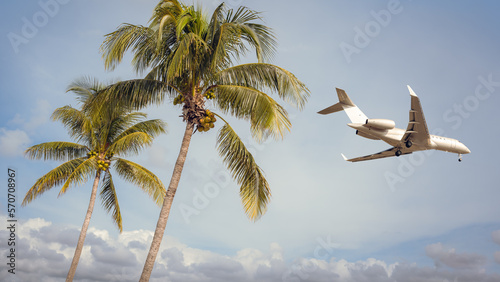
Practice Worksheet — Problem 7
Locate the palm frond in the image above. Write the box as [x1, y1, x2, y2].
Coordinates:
[166, 32, 211, 80]
[58, 157, 97, 197]
[112, 119, 167, 145]
[150, 0, 183, 25]
[66, 76, 107, 103]
[51, 106, 92, 144]
[25, 142, 89, 161]
[175, 5, 208, 39]
[209, 7, 276, 69]
[209, 22, 243, 72]
[108, 132, 153, 157]
[214, 85, 291, 141]
[22, 158, 87, 205]
[106, 112, 148, 143]
[101, 24, 156, 71]
[206, 3, 225, 44]
[156, 6, 178, 50]
[216, 63, 310, 109]
[131, 28, 174, 75]
[100, 172, 123, 232]
[114, 158, 165, 206]
[216, 116, 270, 220]
[100, 79, 179, 110]
[244, 23, 277, 63]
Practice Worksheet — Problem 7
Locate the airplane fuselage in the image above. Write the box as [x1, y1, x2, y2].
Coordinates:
[347, 123, 471, 155]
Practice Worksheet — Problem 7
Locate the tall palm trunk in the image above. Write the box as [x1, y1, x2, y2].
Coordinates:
[140, 122, 194, 281]
[66, 170, 101, 282]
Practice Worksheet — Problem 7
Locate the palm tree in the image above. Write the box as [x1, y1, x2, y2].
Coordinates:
[22, 78, 167, 282]
[100, 1, 310, 280]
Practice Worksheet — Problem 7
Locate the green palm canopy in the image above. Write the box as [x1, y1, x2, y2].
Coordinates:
[22, 77, 167, 281]
[99, 1, 309, 280]
[23, 78, 167, 230]
[101, 0, 309, 219]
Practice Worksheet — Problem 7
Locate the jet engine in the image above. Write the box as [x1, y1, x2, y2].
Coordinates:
[365, 119, 396, 130]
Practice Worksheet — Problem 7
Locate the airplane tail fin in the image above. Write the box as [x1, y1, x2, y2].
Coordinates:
[318, 88, 368, 123]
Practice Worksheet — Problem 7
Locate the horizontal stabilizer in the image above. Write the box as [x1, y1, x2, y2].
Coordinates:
[318, 87, 368, 123]
[318, 103, 344, 115]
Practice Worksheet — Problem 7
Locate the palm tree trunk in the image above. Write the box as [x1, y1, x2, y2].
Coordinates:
[66, 170, 101, 282]
[140, 122, 194, 281]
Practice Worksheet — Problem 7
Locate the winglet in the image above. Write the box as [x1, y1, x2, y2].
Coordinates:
[407, 85, 417, 97]
[341, 153, 348, 161]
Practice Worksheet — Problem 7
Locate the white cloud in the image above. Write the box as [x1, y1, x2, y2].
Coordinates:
[425, 242, 487, 270]
[9, 99, 52, 132]
[1, 216, 499, 282]
[0, 128, 31, 157]
[0, 99, 52, 158]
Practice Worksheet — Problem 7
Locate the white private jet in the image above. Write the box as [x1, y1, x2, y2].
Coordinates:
[318, 86, 471, 162]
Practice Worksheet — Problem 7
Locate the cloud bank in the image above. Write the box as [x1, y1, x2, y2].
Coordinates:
[1, 216, 499, 282]
[0, 129, 31, 157]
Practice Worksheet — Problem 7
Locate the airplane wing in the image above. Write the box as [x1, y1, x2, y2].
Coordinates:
[342, 147, 412, 162]
[401, 86, 431, 145]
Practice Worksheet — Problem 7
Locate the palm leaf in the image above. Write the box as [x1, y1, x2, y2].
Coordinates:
[58, 157, 97, 196]
[66, 76, 107, 103]
[150, 0, 183, 25]
[112, 119, 167, 144]
[216, 115, 270, 220]
[209, 22, 243, 72]
[100, 79, 179, 109]
[206, 3, 225, 45]
[166, 32, 211, 80]
[100, 172, 123, 232]
[214, 85, 291, 141]
[216, 63, 310, 109]
[25, 142, 89, 161]
[209, 7, 276, 68]
[244, 23, 277, 62]
[51, 106, 92, 144]
[156, 9, 177, 51]
[106, 112, 148, 143]
[108, 132, 153, 157]
[101, 24, 157, 71]
[114, 158, 165, 206]
[22, 158, 87, 205]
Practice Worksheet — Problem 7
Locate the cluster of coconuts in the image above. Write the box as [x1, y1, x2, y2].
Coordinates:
[173, 94, 185, 105]
[87, 151, 98, 158]
[173, 89, 215, 106]
[97, 159, 110, 171]
[87, 151, 113, 171]
[197, 110, 216, 132]
[203, 89, 215, 100]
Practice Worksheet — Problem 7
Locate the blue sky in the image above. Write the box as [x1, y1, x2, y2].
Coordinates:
[1, 0, 500, 281]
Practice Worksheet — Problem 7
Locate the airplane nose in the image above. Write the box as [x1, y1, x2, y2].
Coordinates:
[460, 143, 471, 154]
